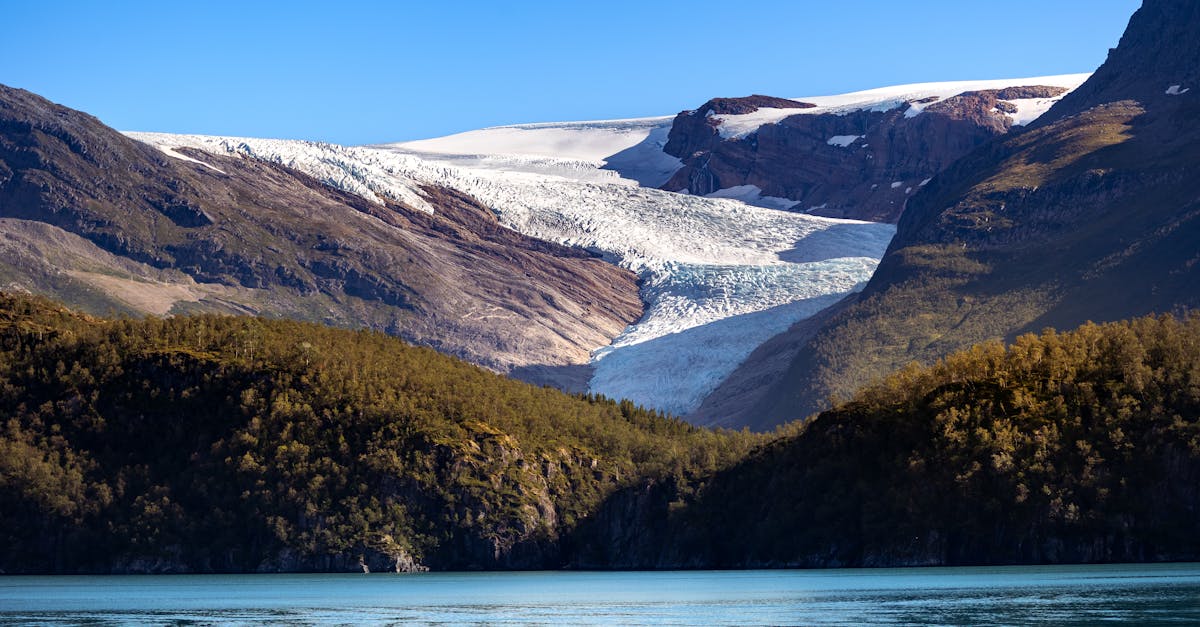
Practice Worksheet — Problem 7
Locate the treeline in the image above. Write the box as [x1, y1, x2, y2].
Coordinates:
[3, 291, 1198, 572]
[0, 293, 760, 573]
[578, 314, 1200, 567]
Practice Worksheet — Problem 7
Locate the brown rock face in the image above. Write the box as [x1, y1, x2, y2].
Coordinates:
[662, 86, 1068, 223]
[662, 95, 815, 160]
[0, 84, 642, 381]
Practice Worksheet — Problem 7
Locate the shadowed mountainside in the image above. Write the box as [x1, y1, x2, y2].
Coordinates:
[704, 0, 1200, 429]
[579, 314, 1200, 568]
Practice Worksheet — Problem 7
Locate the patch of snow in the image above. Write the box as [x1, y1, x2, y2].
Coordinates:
[891, 181, 904, 189]
[826, 134, 862, 148]
[597, 123, 684, 187]
[155, 145, 226, 174]
[1167, 85, 1190, 96]
[714, 107, 804, 139]
[127, 132, 437, 214]
[704, 184, 801, 210]
[905, 187, 912, 195]
[904, 98, 939, 118]
[130, 130, 894, 416]
[920, 178, 932, 186]
[1002, 97, 1067, 126]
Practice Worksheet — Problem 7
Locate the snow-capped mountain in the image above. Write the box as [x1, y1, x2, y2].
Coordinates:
[709, 75, 1090, 137]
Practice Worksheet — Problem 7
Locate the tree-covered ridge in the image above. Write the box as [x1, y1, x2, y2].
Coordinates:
[0, 293, 760, 573]
[4, 291, 1197, 572]
[579, 314, 1200, 567]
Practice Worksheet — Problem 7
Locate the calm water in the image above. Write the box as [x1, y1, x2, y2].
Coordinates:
[1, 563, 1198, 625]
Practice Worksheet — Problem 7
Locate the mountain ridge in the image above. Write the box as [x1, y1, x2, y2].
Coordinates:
[724, 0, 1200, 429]
[0, 83, 643, 384]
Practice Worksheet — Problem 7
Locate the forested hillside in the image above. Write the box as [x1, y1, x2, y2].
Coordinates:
[578, 314, 1200, 567]
[0, 293, 757, 573]
[731, 0, 1200, 428]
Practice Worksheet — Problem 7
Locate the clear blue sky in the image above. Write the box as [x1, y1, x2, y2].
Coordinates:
[1, 0, 1141, 145]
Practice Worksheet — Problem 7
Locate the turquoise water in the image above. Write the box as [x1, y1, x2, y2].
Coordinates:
[1, 563, 1198, 625]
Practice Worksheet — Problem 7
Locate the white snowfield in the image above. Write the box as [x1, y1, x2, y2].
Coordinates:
[712, 74, 1091, 139]
[393, 116, 672, 162]
[125, 74, 1088, 417]
[386, 117, 683, 188]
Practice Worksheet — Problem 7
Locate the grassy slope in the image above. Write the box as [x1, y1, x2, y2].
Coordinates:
[750, 95, 1200, 429]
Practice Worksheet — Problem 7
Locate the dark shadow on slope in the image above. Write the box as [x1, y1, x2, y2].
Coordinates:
[600, 124, 682, 187]
[508, 363, 594, 395]
[776, 222, 895, 264]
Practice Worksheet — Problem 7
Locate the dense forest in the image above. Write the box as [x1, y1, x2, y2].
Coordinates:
[576, 314, 1200, 567]
[0, 293, 759, 573]
[1, 292, 1197, 572]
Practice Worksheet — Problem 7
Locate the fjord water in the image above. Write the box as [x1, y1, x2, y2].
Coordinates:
[3, 564, 1199, 625]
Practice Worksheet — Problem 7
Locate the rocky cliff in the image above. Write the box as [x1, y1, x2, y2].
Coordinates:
[662, 85, 1072, 222]
[703, 0, 1200, 429]
[0, 84, 641, 382]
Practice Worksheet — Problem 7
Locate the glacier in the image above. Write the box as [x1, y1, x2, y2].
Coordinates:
[131, 129, 890, 416]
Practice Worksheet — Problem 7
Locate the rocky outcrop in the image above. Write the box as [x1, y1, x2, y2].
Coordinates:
[662, 86, 1068, 222]
[708, 0, 1200, 428]
[662, 95, 814, 159]
[0, 84, 641, 380]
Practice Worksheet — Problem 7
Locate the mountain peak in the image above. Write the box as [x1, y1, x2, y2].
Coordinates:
[695, 95, 816, 117]
[1042, 0, 1200, 123]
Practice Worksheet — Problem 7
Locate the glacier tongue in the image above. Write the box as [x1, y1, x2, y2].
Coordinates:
[126, 129, 895, 417]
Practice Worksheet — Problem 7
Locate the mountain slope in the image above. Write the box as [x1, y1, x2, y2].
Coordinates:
[0, 84, 642, 381]
[723, 0, 1200, 429]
